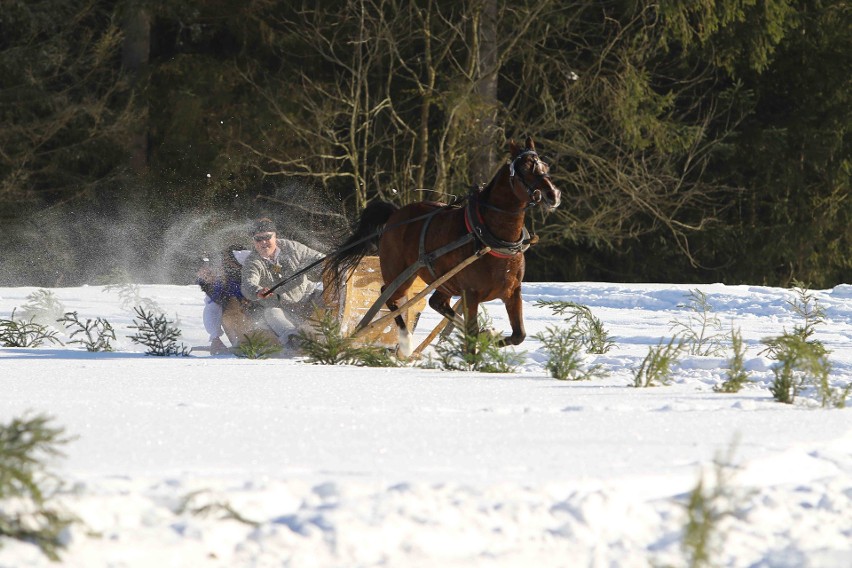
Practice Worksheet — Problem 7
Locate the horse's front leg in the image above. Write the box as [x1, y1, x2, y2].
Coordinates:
[498, 286, 526, 347]
[460, 292, 483, 355]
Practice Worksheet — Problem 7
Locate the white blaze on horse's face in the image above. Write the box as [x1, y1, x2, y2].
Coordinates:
[540, 170, 561, 211]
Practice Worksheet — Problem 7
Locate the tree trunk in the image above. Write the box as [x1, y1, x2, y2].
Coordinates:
[470, 0, 499, 185]
[122, 2, 150, 174]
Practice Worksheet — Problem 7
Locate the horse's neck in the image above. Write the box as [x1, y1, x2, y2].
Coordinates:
[479, 171, 526, 240]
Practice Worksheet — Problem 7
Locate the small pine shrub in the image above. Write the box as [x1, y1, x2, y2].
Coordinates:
[297, 311, 356, 364]
[762, 332, 847, 407]
[760, 282, 827, 359]
[178, 490, 260, 527]
[128, 306, 189, 356]
[680, 443, 740, 568]
[434, 313, 524, 373]
[352, 344, 400, 368]
[535, 300, 615, 353]
[296, 311, 399, 367]
[763, 333, 827, 404]
[669, 289, 726, 356]
[0, 310, 62, 348]
[534, 325, 607, 381]
[58, 311, 116, 352]
[19, 289, 66, 327]
[768, 353, 799, 404]
[633, 337, 685, 387]
[104, 282, 162, 314]
[812, 367, 851, 409]
[715, 327, 749, 393]
[0, 414, 77, 562]
[233, 331, 281, 359]
[787, 280, 826, 343]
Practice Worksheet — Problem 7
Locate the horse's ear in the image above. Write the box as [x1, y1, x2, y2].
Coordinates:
[525, 136, 535, 151]
[508, 138, 520, 157]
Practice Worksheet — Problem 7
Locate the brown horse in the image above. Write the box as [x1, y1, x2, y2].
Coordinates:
[325, 137, 561, 355]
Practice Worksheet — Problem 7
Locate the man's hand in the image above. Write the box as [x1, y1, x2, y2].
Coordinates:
[257, 287, 272, 299]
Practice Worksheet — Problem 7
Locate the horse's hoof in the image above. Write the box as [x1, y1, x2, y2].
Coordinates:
[483, 327, 502, 340]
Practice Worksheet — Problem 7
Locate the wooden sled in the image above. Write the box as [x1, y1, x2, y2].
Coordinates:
[222, 297, 280, 350]
[323, 248, 490, 356]
[322, 256, 429, 348]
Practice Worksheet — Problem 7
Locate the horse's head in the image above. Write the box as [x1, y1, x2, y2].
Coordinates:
[507, 137, 561, 211]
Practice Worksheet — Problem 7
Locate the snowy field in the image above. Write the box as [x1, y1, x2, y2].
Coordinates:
[1, 281, 851, 567]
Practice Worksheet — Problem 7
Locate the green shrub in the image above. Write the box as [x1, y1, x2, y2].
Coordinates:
[812, 367, 851, 409]
[433, 313, 523, 373]
[787, 280, 826, 343]
[18, 289, 66, 327]
[633, 337, 685, 387]
[535, 300, 615, 353]
[534, 325, 607, 380]
[669, 289, 726, 356]
[760, 282, 826, 359]
[0, 414, 77, 562]
[767, 344, 799, 404]
[680, 443, 740, 568]
[759, 283, 837, 404]
[764, 334, 821, 404]
[58, 311, 116, 352]
[178, 490, 260, 527]
[128, 306, 189, 356]
[233, 331, 281, 359]
[715, 327, 749, 393]
[296, 310, 399, 367]
[0, 310, 62, 348]
[763, 332, 846, 406]
[296, 311, 356, 364]
[103, 281, 162, 314]
[352, 344, 400, 368]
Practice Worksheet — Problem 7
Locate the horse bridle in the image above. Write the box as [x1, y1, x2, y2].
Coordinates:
[508, 149, 552, 206]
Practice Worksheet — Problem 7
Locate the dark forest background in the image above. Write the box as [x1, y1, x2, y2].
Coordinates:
[1, 0, 849, 287]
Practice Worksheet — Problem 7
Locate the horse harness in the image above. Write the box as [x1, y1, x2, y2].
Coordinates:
[357, 193, 534, 331]
[415, 170, 551, 295]
[418, 148, 552, 278]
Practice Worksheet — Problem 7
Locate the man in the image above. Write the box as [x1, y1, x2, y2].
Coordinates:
[241, 217, 324, 344]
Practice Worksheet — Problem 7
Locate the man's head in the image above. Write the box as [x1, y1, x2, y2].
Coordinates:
[252, 217, 277, 257]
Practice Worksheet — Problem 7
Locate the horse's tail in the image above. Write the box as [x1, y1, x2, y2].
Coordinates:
[324, 200, 398, 293]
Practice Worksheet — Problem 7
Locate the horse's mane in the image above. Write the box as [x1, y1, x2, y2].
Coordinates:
[474, 168, 498, 202]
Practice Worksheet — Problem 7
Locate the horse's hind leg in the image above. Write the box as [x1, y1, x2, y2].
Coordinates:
[383, 279, 417, 357]
[387, 304, 412, 356]
[429, 290, 465, 329]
